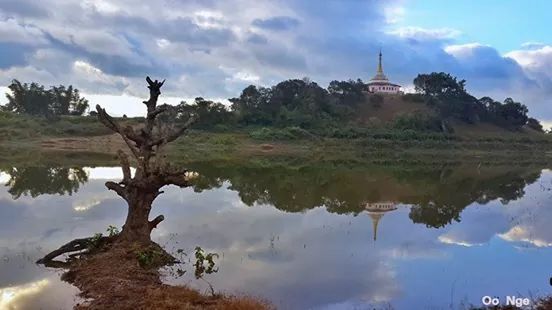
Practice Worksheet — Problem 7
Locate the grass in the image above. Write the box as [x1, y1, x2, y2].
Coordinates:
[1, 111, 552, 166]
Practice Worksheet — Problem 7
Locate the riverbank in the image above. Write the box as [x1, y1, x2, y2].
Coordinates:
[2, 129, 552, 167]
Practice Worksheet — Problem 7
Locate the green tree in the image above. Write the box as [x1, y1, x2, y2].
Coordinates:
[527, 117, 544, 132]
[50, 85, 89, 115]
[5, 80, 51, 116]
[3, 80, 89, 116]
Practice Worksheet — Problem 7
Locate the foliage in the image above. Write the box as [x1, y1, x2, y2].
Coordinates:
[230, 78, 359, 128]
[88, 233, 104, 249]
[527, 117, 544, 132]
[368, 94, 384, 108]
[4, 80, 89, 117]
[402, 93, 425, 103]
[177, 97, 234, 129]
[414, 72, 533, 130]
[249, 126, 313, 140]
[136, 248, 164, 268]
[193, 246, 219, 279]
[477, 96, 529, 130]
[107, 225, 120, 237]
[193, 246, 219, 296]
[393, 113, 443, 132]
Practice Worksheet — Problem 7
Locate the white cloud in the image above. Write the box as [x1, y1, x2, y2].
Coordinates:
[444, 43, 490, 58]
[389, 26, 461, 41]
[438, 235, 483, 247]
[384, 6, 405, 24]
[520, 41, 546, 50]
[499, 226, 552, 247]
[0, 18, 46, 45]
[505, 45, 552, 72]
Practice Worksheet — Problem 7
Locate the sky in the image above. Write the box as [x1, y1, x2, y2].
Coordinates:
[0, 0, 550, 125]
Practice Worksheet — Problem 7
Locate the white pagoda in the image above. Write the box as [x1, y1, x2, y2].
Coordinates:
[366, 50, 401, 94]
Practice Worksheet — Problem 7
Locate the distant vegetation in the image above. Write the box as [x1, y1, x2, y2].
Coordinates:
[172, 72, 546, 135]
[0, 72, 548, 141]
[1, 79, 89, 117]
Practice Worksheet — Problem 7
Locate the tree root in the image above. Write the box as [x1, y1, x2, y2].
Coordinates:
[36, 236, 114, 266]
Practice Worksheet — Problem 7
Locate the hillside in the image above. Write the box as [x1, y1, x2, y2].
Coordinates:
[354, 93, 546, 138]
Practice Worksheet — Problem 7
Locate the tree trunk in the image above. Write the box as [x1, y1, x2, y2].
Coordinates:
[119, 191, 156, 244]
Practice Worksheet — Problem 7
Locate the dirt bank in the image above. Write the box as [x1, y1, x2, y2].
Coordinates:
[44, 240, 269, 310]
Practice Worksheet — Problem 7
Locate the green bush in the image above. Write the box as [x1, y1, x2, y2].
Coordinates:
[249, 126, 313, 140]
[393, 113, 443, 132]
[402, 93, 425, 103]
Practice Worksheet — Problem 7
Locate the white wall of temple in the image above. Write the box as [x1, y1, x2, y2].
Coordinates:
[368, 84, 401, 93]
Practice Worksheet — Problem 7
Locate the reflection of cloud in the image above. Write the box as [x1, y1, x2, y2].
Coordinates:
[72, 191, 115, 212]
[438, 235, 483, 247]
[0, 172, 10, 184]
[498, 226, 552, 247]
[83, 167, 135, 179]
[73, 198, 103, 212]
[0, 279, 49, 309]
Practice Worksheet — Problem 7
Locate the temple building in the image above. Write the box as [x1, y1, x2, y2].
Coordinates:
[366, 50, 401, 94]
[364, 201, 398, 241]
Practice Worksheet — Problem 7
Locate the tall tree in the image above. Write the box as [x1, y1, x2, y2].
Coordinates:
[4, 80, 89, 116]
[5, 80, 51, 116]
[50, 85, 89, 115]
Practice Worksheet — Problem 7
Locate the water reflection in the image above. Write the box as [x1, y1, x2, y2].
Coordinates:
[0, 162, 551, 309]
[186, 161, 542, 229]
[3, 167, 87, 199]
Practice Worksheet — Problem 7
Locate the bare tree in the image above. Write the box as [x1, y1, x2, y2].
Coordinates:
[93, 77, 196, 244]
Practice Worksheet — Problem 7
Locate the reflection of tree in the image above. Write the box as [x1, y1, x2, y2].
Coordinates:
[188, 161, 542, 229]
[4, 167, 88, 199]
[401, 169, 541, 228]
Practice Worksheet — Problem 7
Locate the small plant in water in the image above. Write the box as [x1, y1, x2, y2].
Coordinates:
[194, 246, 219, 296]
[106, 225, 120, 237]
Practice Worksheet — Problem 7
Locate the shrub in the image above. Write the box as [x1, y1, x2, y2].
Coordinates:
[369, 94, 384, 108]
[402, 93, 425, 103]
[393, 113, 443, 132]
[249, 126, 313, 140]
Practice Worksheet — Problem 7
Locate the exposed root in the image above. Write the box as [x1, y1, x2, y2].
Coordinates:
[36, 236, 114, 266]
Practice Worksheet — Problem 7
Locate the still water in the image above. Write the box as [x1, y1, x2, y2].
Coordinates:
[0, 161, 551, 309]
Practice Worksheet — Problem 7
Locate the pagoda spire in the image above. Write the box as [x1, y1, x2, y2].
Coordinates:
[368, 212, 383, 241]
[377, 48, 383, 75]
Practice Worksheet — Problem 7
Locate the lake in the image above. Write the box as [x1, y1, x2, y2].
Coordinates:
[1, 160, 551, 309]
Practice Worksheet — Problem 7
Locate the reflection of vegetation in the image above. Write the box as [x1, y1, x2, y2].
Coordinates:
[405, 169, 540, 228]
[3, 166, 88, 198]
[187, 160, 542, 229]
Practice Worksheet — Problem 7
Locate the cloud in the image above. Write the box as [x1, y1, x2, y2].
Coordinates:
[389, 26, 461, 41]
[252, 16, 300, 31]
[499, 226, 552, 247]
[0, 0, 550, 121]
[0, 18, 47, 45]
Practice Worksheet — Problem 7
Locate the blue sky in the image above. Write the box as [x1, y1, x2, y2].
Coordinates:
[0, 0, 550, 125]
[399, 0, 551, 53]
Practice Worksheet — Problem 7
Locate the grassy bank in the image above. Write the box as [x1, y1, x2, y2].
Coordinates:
[1, 113, 552, 165]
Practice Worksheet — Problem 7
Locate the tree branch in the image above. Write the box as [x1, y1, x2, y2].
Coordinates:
[96, 105, 141, 160]
[106, 181, 127, 198]
[117, 150, 131, 183]
[149, 215, 164, 231]
[150, 116, 197, 147]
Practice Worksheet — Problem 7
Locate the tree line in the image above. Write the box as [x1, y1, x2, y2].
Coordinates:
[1, 79, 89, 117]
[413, 72, 542, 131]
[1, 73, 546, 133]
[182, 73, 544, 133]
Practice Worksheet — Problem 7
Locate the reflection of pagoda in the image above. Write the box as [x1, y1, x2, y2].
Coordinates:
[364, 202, 398, 241]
